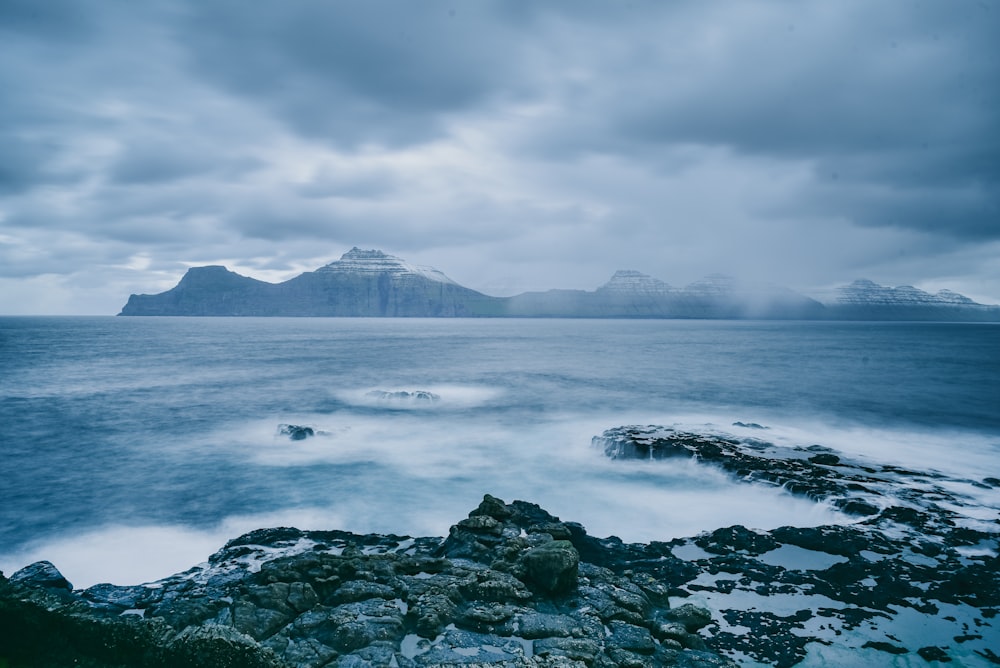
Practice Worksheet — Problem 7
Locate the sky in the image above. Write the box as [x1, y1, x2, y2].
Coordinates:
[1, 0, 998, 314]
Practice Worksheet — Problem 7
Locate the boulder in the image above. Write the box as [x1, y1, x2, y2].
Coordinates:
[9, 561, 72, 591]
[520, 540, 579, 595]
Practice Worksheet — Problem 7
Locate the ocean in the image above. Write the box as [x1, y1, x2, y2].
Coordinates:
[1, 316, 998, 590]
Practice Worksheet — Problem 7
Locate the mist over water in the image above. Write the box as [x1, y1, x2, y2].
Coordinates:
[1, 317, 998, 588]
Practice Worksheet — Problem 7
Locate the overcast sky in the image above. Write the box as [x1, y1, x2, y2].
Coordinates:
[1, 0, 998, 313]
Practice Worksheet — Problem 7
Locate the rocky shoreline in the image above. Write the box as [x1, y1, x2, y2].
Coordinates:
[2, 426, 998, 667]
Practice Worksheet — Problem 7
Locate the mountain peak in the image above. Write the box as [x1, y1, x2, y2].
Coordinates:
[837, 279, 988, 307]
[598, 270, 672, 294]
[316, 248, 457, 284]
[340, 247, 391, 261]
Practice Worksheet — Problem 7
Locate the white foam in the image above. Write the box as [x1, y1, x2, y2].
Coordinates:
[6, 410, 995, 591]
[335, 384, 502, 410]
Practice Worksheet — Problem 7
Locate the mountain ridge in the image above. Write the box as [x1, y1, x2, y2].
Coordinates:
[119, 248, 1000, 320]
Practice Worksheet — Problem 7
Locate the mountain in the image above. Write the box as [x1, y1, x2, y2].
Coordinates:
[120, 248, 504, 316]
[504, 271, 826, 318]
[119, 249, 999, 320]
[826, 279, 1000, 321]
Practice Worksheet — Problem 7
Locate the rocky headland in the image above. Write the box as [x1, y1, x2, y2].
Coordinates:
[2, 427, 998, 667]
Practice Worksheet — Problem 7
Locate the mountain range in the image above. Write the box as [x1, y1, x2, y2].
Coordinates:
[119, 248, 1000, 321]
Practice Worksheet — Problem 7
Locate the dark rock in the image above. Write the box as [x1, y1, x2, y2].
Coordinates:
[732, 422, 767, 429]
[277, 423, 315, 440]
[695, 525, 778, 556]
[662, 603, 713, 633]
[520, 540, 580, 595]
[9, 561, 73, 590]
[863, 640, 908, 654]
[365, 390, 440, 403]
[808, 453, 841, 466]
[470, 493, 514, 520]
[533, 636, 602, 663]
[917, 645, 952, 662]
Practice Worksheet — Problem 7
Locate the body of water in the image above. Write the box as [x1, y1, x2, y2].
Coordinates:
[1, 317, 998, 587]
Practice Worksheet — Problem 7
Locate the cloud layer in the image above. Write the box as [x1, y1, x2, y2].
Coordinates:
[2, 0, 998, 313]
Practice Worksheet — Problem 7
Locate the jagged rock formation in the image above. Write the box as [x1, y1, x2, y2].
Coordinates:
[828, 278, 1000, 321]
[595, 426, 1000, 666]
[119, 248, 999, 320]
[0, 497, 735, 668]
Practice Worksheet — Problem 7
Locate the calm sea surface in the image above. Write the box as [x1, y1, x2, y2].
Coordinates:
[1, 317, 998, 587]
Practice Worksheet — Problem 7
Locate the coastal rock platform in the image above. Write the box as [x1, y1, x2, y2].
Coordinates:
[595, 426, 1000, 666]
[2, 426, 998, 666]
[1, 496, 731, 668]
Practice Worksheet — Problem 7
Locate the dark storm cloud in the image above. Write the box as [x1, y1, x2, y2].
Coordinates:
[1, 0, 999, 312]
[0, 0, 98, 40]
[179, 0, 534, 147]
[527, 2, 1000, 242]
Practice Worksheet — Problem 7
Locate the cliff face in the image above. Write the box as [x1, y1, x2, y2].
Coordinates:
[119, 266, 276, 316]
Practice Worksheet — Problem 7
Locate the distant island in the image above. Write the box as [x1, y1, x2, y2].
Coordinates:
[119, 248, 1000, 321]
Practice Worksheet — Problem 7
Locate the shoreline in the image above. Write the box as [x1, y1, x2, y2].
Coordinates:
[4, 428, 998, 666]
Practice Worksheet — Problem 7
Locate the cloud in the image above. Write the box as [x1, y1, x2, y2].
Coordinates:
[1, 0, 998, 313]
[178, 0, 537, 148]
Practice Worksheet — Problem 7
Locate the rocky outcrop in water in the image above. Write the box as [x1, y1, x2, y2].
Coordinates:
[595, 426, 1000, 666]
[0, 496, 735, 668]
[366, 390, 441, 404]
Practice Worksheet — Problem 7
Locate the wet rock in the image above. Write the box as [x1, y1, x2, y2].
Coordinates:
[863, 640, 908, 654]
[520, 540, 579, 595]
[662, 604, 713, 633]
[277, 423, 315, 440]
[607, 620, 655, 654]
[470, 493, 515, 521]
[9, 561, 73, 591]
[533, 636, 601, 663]
[918, 645, 952, 662]
[695, 526, 777, 556]
[366, 390, 440, 403]
[595, 425, 1000, 665]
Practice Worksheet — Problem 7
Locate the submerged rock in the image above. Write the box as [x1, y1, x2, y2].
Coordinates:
[366, 389, 440, 403]
[277, 424, 315, 440]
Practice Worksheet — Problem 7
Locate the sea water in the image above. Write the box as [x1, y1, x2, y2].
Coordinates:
[1, 317, 998, 588]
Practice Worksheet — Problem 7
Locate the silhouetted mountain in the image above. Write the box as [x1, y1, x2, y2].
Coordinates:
[119, 250, 999, 320]
[504, 271, 826, 318]
[120, 248, 503, 316]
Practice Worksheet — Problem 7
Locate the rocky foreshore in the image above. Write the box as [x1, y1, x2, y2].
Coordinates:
[2, 426, 998, 667]
[1, 495, 731, 668]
